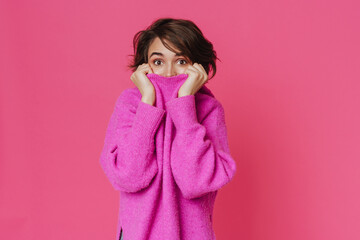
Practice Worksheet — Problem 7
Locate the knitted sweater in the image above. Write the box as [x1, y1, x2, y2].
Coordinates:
[99, 73, 237, 240]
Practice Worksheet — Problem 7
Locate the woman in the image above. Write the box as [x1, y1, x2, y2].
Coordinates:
[99, 17, 237, 240]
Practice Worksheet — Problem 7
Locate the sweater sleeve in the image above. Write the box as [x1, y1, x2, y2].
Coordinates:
[99, 89, 166, 192]
[165, 94, 237, 200]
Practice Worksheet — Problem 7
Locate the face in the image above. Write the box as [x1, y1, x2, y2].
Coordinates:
[147, 37, 192, 77]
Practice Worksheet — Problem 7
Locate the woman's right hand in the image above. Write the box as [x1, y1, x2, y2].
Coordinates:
[130, 63, 156, 105]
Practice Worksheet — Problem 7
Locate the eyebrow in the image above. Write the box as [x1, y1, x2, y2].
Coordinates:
[149, 52, 182, 58]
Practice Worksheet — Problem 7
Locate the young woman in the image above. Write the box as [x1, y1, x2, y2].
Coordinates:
[99, 17, 237, 240]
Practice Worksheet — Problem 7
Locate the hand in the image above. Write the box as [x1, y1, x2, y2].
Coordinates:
[130, 63, 156, 105]
[178, 63, 208, 98]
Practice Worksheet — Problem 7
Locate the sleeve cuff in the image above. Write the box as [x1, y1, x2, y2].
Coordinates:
[133, 100, 166, 136]
[165, 94, 198, 130]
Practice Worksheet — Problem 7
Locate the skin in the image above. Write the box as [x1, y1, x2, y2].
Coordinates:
[130, 37, 209, 105]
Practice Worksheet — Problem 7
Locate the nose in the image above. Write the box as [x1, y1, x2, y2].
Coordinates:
[165, 63, 176, 77]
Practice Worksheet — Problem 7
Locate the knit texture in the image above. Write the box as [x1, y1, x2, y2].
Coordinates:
[99, 73, 237, 240]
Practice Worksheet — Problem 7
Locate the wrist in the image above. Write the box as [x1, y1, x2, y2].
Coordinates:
[178, 92, 192, 98]
[141, 96, 155, 105]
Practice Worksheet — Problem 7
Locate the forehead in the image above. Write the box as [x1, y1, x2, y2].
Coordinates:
[148, 37, 181, 58]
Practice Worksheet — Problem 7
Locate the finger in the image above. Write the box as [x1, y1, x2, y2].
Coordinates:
[186, 64, 196, 71]
[192, 63, 203, 73]
[147, 65, 153, 74]
[139, 63, 152, 74]
[198, 64, 207, 75]
[192, 63, 207, 80]
[137, 63, 147, 71]
[198, 64, 208, 81]
[184, 66, 197, 75]
[194, 63, 207, 75]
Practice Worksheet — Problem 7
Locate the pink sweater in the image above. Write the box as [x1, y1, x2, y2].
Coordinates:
[99, 73, 237, 240]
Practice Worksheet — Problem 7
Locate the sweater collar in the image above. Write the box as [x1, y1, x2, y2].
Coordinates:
[146, 73, 215, 102]
[146, 73, 189, 101]
[146, 73, 188, 87]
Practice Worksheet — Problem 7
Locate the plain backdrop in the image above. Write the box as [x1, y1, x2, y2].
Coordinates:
[0, 0, 359, 239]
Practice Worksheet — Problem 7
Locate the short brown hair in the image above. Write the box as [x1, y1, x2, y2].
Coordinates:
[127, 18, 220, 80]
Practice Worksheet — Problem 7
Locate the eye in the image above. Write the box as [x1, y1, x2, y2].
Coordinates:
[153, 59, 162, 66]
[178, 59, 188, 65]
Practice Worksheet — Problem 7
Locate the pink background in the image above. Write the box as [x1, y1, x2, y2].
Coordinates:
[1, 0, 359, 239]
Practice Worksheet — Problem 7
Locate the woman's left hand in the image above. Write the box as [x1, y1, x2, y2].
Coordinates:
[178, 63, 208, 98]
